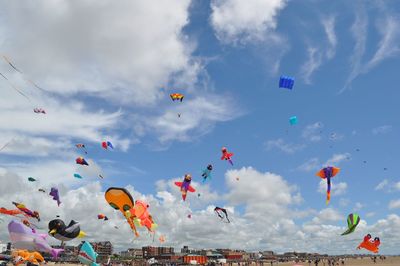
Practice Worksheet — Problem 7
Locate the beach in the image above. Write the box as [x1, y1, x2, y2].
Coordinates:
[272, 256, 400, 266]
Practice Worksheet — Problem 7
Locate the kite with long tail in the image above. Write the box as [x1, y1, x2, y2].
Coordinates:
[316, 166, 340, 205]
[221, 147, 234, 166]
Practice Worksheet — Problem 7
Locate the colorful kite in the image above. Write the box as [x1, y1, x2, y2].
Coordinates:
[12, 250, 44, 266]
[78, 241, 99, 266]
[97, 214, 108, 221]
[214, 207, 230, 223]
[105, 187, 157, 238]
[357, 234, 380, 253]
[12, 202, 40, 221]
[341, 213, 360, 236]
[221, 147, 234, 166]
[74, 173, 83, 179]
[33, 108, 46, 114]
[159, 235, 166, 243]
[279, 76, 295, 90]
[76, 157, 89, 166]
[49, 187, 61, 206]
[27, 177, 36, 182]
[174, 174, 195, 201]
[201, 164, 213, 182]
[289, 116, 298, 125]
[8, 220, 64, 258]
[76, 143, 88, 154]
[0, 207, 25, 219]
[101, 141, 114, 150]
[48, 219, 85, 242]
[170, 93, 184, 102]
[316, 166, 340, 205]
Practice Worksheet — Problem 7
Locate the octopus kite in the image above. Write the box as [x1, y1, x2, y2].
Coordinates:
[316, 166, 340, 205]
[174, 174, 195, 201]
[221, 147, 234, 166]
[357, 234, 380, 253]
[105, 187, 157, 238]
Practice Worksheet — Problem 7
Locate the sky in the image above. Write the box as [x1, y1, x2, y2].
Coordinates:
[0, 0, 399, 255]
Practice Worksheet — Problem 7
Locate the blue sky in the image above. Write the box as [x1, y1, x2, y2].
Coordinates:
[0, 0, 399, 255]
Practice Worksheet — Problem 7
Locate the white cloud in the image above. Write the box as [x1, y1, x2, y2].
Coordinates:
[0, 1, 197, 106]
[375, 179, 389, 190]
[325, 153, 351, 166]
[389, 199, 400, 210]
[210, 0, 287, 45]
[366, 212, 376, 218]
[395, 182, 400, 191]
[372, 125, 393, 135]
[318, 180, 347, 196]
[322, 15, 337, 59]
[300, 47, 323, 84]
[297, 158, 320, 172]
[312, 208, 343, 223]
[265, 138, 305, 154]
[354, 202, 363, 211]
[302, 122, 323, 142]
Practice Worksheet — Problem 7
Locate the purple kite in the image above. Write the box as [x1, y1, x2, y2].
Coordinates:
[49, 187, 61, 206]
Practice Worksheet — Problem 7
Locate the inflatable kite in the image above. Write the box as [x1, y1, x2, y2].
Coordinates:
[12, 249, 44, 266]
[97, 214, 108, 221]
[33, 108, 46, 114]
[170, 93, 184, 102]
[341, 213, 360, 236]
[101, 141, 114, 150]
[48, 219, 85, 242]
[49, 187, 61, 206]
[76, 157, 89, 166]
[105, 187, 157, 238]
[74, 173, 83, 179]
[316, 166, 340, 204]
[214, 207, 230, 223]
[78, 241, 99, 266]
[201, 164, 213, 182]
[174, 174, 195, 201]
[357, 234, 380, 253]
[289, 116, 298, 125]
[27, 177, 36, 182]
[279, 76, 294, 90]
[221, 147, 234, 166]
[8, 220, 64, 258]
[12, 202, 40, 221]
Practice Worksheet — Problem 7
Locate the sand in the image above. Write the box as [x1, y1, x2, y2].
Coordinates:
[273, 256, 400, 266]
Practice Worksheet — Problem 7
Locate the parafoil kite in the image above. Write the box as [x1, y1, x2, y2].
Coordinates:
[48, 219, 85, 242]
[49, 187, 61, 206]
[12, 249, 44, 266]
[27, 177, 36, 182]
[279, 76, 295, 90]
[221, 147, 234, 166]
[201, 164, 213, 182]
[74, 173, 83, 179]
[357, 234, 380, 253]
[78, 241, 99, 266]
[170, 93, 184, 102]
[12, 202, 40, 221]
[214, 207, 230, 223]
[76, 157, 89, 166]
[289, 116, 298, 125]
[341, 213, 360, 236]
[8, 220, 64, 258]
[97, 214, 108, 221]
[33, 108, 46, 114]
[316, 166, 340, 204]
[101, 141, 114, 150]
[76, 143, 88, 154]
[105, 187, 157, 238]
[174, 174, 195, 201]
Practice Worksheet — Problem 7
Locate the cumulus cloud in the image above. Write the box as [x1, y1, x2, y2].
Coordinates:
[389, 199, 400, 210]
[210, 0, 287, 45]
[264, 138, 305, 154]
[318, 180, 347, 196]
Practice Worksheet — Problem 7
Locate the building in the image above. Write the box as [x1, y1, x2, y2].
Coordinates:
[89, 241, 113, 263]
[183, 255, 207, 265]
[142, 246, 174, 258]
[120, 248, 143, 259]
[0, 244, 7, 253]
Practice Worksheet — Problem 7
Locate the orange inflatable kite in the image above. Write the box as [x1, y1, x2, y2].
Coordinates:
[357, 234, 380, 253]
[12, 250, 44, 266]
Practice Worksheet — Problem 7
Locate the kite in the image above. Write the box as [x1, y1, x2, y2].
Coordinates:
[214, 207, 230, 223]
[201, 164, 213, 182]
[12, 249, 45, 266]
[49, 187, 61, 206]
[0, 207, 25, 219]
[101, 141, 114, 150]
[12, 202, 40, 221]
[279, 76, 295, 90]
[8, 220, 64, 258]
[48, 219, 86, 242]
[357, 234, 380, 253]
[33, 108, 46, 114]
[159, 235, 166, 243]
[97, 214, 108, 221]
[99, 174, 104, 179]
[221, 147, 234, 166]
[74, 173, 83, 179]
[38, 188, 45, 193]
[289, 116, 298, 125]
[76, 143, 88, 154]
[174, 174, 195, 201]
[76, 157, 89, 166]
[27, 177, 36, 182]
[78, 241, 99, 266]
[170, 93, 184, 102]
[105, 187, 157, 237]
[341, 213, 360, 236]
[187, 214, 192, 219]
[316, 166, 340, 205]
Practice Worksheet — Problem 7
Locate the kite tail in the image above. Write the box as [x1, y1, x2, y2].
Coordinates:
[228, 159, 233, 166]
[326, 177, 331, 205]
